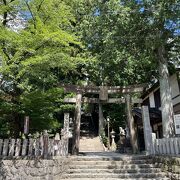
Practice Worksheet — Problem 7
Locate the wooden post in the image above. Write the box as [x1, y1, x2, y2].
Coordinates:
[2, 139, 9, 156]
[15, 139, 21, 156]
[43, 130, 49, 158]
[28, 139, 34, 156]
[170, 138, 175, 155]
[162, 138, 167, 154]
[9, 139, 15, 156]
[35, 138, 40, 156]
[126, 94, 139, 154]
[21, 139, 28, 156]
[49, 139, 54, 156]
[0, 139, 3, 155]
[174, 138, 179, 155]
[39, 135, 44, 156]
[24, 116, 29, 135]
[72, 93, 82, 155]
[159, 140, 163, 154]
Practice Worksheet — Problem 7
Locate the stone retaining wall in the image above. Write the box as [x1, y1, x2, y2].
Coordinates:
[151, 155, 180, 180]
[0, 157, 69, 180]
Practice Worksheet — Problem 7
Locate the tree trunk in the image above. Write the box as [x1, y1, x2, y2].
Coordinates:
[158, 46, 175, 138]
[10, 112, 22, 138]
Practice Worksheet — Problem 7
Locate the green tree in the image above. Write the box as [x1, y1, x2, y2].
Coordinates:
[122, 0, 179, 137]
[0, 0, 86, 137]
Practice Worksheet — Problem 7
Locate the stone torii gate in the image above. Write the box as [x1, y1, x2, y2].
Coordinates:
[61, 84, 145, 155]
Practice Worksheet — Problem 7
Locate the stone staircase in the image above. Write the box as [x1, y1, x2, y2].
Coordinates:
[79, 136, 104, 152]
[61, 152, 169, 180]
[64, 115, 169, 179]
[79, 114, 104, 152]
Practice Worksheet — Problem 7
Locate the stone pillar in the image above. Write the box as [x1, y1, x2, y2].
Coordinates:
[64, 113, 70, 132]
[99, 102, 104, 135]
[126, 94, 138, 154]
[72, 93, 82, 155]
[151, 133, 156, 155]
[142, 106, 153, 155]
[63, 113, 70, 156]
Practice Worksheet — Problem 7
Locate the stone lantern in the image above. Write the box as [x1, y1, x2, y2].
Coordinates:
[110, 130, 116, 151]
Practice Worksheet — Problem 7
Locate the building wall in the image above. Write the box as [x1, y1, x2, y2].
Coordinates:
[149, 92, 155, 108]
[143, 73, 180, 113]
[170, 74, 180, 99]
[142, 73, 180, 138]
[174, 103, 180, 114]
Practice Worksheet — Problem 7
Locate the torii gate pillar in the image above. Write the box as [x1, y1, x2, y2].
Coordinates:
[126, 94, 139, 153]
[99, 102, 105, 135]
[72, 93, 82, 155]
[98, 86, 108, 134]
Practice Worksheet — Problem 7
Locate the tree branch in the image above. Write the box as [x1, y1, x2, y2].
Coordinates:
[2, 45, 11, 61]
[2, 0, 8, 26]
[43, 15, 50, 24]
[25, 0, 36, 29]
[37, 0, 45, 11]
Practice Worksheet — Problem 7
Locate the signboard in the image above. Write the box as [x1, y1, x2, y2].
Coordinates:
[174, 114, 180, 134]
[99, 86, 108, 101]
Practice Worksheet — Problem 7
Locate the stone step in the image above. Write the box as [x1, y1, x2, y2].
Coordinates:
[67, 168, 163, 174]
[61, 178, 170, 180]
[68, 159, 153, 165]
[63, 154, 169, 180]
[68, 164, 161, 169]
[69, 155, 150, 161]
[63, 172, 167, 179]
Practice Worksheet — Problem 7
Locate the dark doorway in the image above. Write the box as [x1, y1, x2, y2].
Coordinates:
[137, 126, 145, 151]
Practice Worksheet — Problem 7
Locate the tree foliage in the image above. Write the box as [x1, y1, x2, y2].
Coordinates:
[0, 0, 86, 137]
[75, 0, 179, 85]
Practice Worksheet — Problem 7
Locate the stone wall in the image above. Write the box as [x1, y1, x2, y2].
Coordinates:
[0, 157, 69, 180]
[151, 155, 180, 180]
